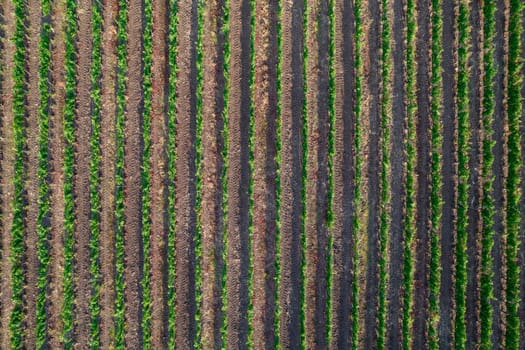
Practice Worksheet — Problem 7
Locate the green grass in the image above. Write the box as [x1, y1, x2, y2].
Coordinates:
[453, 0, 470, 348]
[378, 0, 391, 345]
[114, 0, 128, 345]
[36, 0, 53, 345]
[429, 0, 443, 347]
[480, 0, 496, 348]
[402, 0, 417, 346]
[140, 0, 152, 345]
[61, 0, 78, 346]
[504, 0, 523, 348]
[89, 0, 103, 346]
[167, 0, 178, 347]
[10, 0, 27, 347]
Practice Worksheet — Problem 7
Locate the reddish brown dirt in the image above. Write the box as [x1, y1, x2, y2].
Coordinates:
[123, 0, 144, 345]
[0, 0, 15, 346]
[277, 0, 304, 346]
[149, 0, 169, 346]
[98, 0, 118, 346]
[363, 0, 381, 346]
[490, 0, 508, 345]
[386, 0, 407, 346]
[304, 0, 330, 347]
[47, 0, 67, 346]
[225, 0, 251, 345]
[412, 0, 432, 347]
[174, 0, 198, 345]
[251, 0, 278, 347]
[438, 0, 458, 347]
[200, 0, 225, 347]
[465, 0, 483, 347]
[73, 0, 93, 346]
[24, 0, 42, 345]
[328, 0, 354, 348]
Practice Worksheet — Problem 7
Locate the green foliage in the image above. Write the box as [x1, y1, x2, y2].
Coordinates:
[454, 0, 470, 348]
[504, 0, 523, 348]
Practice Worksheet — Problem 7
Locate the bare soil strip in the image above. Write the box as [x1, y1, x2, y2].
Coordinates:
[149, 0, 169, 346]
[251, 0, 278, 347]
[438, 0, 458, 346]
[490, 0, 508, 345]
[24, 0, 42, 345]
[174, 0, 198, 345]
[363, 0, 381, 346]
[328, 0, 354, 347]
[304, 0, 330, 346]
[72, 0, 93, 345]
[99, 0, 118, 346]
[123, 0, 144, 345]
[412, 0, 432, 347]
[200, 0, 226, 346]
[47, 0, 66, 346]
[465, 0, 483, 347]
[0, 0, 15, 346]
[386, 0, 406, 346]
[277, 0, 304, 346]
[225, 0, 251, 345]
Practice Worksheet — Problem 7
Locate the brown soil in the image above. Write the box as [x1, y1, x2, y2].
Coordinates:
[465, 0, 483, 347]
[73, 0, 93, 346]
[277, 0, 304, 346]
[438, 0, 458, 347]
[386, 0, 407, 346]
[47, 0, 67, 346]
[328, 0, 354, 348]
[0, 0, 15, 346]
[304, 0, 330, 347]
[174, 0, 198, 345]
[98, 0, 118, 346]
[225, 0, 251, 345]
[200, 0, 226, 347]
[251, 0, 278, 348]
[490, 0, 508, 345]
[149, 0, 169, 346]
[24, 0, 42, 345]
[412, 0, 432, 347]
[123, 0, 144, 345]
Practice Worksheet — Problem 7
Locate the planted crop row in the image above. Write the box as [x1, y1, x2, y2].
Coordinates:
[429, 0, 444, 347]
[454, 0, 471, 347]
[504, 0, 523, 348]
[114, 0, 128, 344]
[481, 0, 496, 347]
[61, 0, 78, 345]
[403, 0, 417, 346]
[89, 0, 103, 346]
[10, 0, 27, 347]
[377, 0, 392, 346]
[36, 0, 53, 345]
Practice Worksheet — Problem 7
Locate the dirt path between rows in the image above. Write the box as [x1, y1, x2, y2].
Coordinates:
[412, 0, 432, 347]
[200, 0, 225, 347]
[225, 0, 251, 345]
[251, 0, 278, 347]
[329, 0, 354, 347]
[438, 0, 458, 347]
[0, 0, 16, 346]
[99, 0, 118, 346]
[465, 0, 483, 348]
[386, 0, 406, 346]
[490, 0, 508, 345]
[174, 0, 198, 345]
[277, 0, 304, 346]
[123, 0, 144, 344]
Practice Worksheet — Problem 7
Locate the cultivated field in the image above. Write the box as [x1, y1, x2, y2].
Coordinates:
[0, 0, 524, 348]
